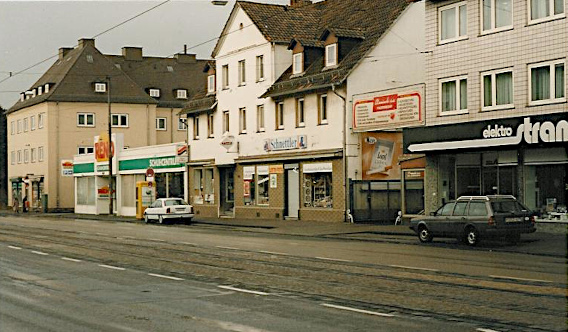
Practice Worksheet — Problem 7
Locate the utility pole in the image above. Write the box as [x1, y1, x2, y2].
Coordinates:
[107, 76, 113, 215]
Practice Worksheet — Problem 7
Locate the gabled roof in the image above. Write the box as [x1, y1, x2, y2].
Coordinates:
[8, 41, 156, 113]
[179, 91, 216, 116]
[211, 0, 324, 57]
[262, 0, 414, 99]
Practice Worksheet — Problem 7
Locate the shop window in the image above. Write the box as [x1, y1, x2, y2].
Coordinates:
[243, 166, 256, 206]
[121, 174, 145, 207]
[403, 170, 424, 215]
[168, 172, 184, 198]
[77, 177, 95, 205]
[303, 172, 333, 208]
[257, 166, 270, 205]
[193, 168, 215, 204]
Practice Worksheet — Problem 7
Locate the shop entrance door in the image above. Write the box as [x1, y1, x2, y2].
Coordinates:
[285, 165, 299, 219]
[219, 167, 235, 217]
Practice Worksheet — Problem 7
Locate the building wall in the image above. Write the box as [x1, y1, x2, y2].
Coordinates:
[156, 107, 186, 145]
[425, 0, 568, 127]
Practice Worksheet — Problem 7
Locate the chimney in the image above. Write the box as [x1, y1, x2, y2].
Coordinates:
[59, 47, 73, 60]
[122, 47, 143, 61]
[290, 0, 312, 8]
[175, 53, 197, 64]
[78, 38, 95, 48]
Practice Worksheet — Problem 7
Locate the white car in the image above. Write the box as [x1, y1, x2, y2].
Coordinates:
[143, 198, 194, 224]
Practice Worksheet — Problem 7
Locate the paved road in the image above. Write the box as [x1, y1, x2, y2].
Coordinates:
[0, 215, 566, 331]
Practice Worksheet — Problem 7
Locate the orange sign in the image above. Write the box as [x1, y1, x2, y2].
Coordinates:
[269, 165, 284, 174]
[361, 132, 402, 180]
[95, 133, 115, 162]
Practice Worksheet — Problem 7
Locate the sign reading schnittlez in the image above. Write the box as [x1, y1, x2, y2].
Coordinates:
[264, 135, 307, 152]
[407, 117, 568, 152]
[119, 156, 184, 171]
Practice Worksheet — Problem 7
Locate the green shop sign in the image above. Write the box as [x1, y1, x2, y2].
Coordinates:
[73, 163, 95, 174]
[119, 156, 182, 171]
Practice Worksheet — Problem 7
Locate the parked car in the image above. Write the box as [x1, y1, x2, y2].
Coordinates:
[143, 198, 194, 224]
[409, 195, 536, 246]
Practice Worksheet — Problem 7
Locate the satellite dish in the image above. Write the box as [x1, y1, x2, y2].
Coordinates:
[211, 0, 228, 5]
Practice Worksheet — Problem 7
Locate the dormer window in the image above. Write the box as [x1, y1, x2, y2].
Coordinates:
[167, 65, 174, 72]
[207, 75, 216, 94]
[149, 88, 160, 98]
[95, 83, 107, 93]
[32, 89, 36, 98]
[293, 53, 303, 74]
[20, 93, 24, 102]
[325, 44, 337, 67]
[176, 89, 187, 99]
[38, 86, 43, 95]
[44, 83, 50, 93]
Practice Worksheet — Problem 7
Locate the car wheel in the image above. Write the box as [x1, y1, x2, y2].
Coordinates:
[158, 215, 164, 224]
[185, 217, 192, 225]
[144, 214, 149, 224]
[506, 233, 521, 244]
[418, 225, 433, 243]
[464, 226, 479, 246]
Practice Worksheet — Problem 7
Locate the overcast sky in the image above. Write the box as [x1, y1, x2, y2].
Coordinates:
[0, 0, 290, 109]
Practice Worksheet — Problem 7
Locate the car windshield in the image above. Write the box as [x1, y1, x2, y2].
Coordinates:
[164, 199, 187, 206]
[491, 200, 528, 213]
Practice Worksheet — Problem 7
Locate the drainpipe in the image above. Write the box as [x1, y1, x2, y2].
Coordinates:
[331, 84, 350, 223]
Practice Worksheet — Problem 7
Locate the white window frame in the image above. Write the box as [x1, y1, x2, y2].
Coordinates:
[77, 146, 94, 155]
[31, 148, 36, 162]
[276, 102, 284, 130]
[11, 151, 15, 165]
[438, 1, 468, 44]
[207, 113, 214, 138]
[149, 89, 160, 98]
[38, 86, 43, 95]
[296, 98, 305, 127]
[238, 60, 246, 86]
[23, 118, 28, 132]
[94, 83, 107, 93]
[178, 117, 186, 131]
[10, 121, 14, 135]
[325, 44, 337, 67]
[111, 114, 129, 128]
[207, 75, 216, 94]
[318, 94, 328, 125]
[222, 64, 229, 89]
[223, 111, 230, 133]
[528, 0, 565, 24]
[193, 116, 200, 140]
[17, 150, 22, 164]
[257, 105, 265, 132]
[30, 115, 36, 131]
[38, 147, 44, 162]
[156, 117, 167, 131]
[77, 113, 95, 127]
[439, 75, 469, 116]
[481, 68, 514, 111]
[239, 107, 247, 134]
[38, 113, 44, 129]
[17, 119, 22, 133]
[293, 53, 303, 74]
[528, 59, 566, 105]
[24, 149, 29, 163]
[176, 89, 187, 99]
[44, 84, 50, 93]
[481, 0, 513, 34]
[256, 55, 264, 82]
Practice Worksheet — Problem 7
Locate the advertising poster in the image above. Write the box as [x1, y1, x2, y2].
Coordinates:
[352, 84, 424, 132]
[361, 132, 403, 180]
[61, 160, 74, 176]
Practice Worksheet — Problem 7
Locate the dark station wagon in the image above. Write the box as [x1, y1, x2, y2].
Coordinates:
[410, 195, 536, 246]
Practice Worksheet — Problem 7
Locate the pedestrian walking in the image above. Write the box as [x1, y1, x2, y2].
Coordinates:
[22, 196, 28, 213]
[12, 191, 20, 213]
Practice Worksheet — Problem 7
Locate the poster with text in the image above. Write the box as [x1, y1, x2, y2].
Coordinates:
[361, 132, 402, 180]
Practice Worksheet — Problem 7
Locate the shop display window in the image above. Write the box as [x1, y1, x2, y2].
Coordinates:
[257, 166, 270, 205]
[121, 174, 145, 207]
[243, 166, 256, 205]
[193, 168, 215, 204]
[77, 177, 95, 205]
[303, 173, 333, 208]
[525, 164, 567, 220]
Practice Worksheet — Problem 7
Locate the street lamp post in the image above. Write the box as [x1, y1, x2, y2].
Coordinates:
[107, 76, 113, 215]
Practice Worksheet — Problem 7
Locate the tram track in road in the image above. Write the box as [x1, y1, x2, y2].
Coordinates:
[0, 223, 566, 331]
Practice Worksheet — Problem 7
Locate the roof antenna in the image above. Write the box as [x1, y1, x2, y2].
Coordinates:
[184, 44, 187, 54]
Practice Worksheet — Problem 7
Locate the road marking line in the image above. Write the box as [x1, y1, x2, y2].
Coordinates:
[31, 251, 49, 256]
[149, 238, 165, 242]
[179, 241, 196, 246]
[99, 264, 125, 271]
[148, 273, 184, 281]
[322, 304, 395, 317]
[477, 328, 501, 332]
[216, 246, 240, 250]
[62, 257, 82, 262]
[390, 265, 439, 272]
[489, 275, 552, 283]
[7, 246, 22, 250]
[260, 250, 287, 255]
[218, 285, 269, 296]
[315, 257, 352, 262]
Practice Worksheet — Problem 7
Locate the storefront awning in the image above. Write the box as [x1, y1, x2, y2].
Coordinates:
[235, 148, 343, 164]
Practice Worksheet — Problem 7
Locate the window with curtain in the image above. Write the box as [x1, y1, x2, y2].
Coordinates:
[482, 0, 512, 31]
[439, 2, 467, 43]
[482, 69, 513, 110]
[440, 76, 467, 114]
[530, 0, 564, 22]
[530, 60, 565, 104]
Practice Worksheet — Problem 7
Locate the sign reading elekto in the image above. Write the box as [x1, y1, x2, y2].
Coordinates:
[408, 117, 568, 152]
[353, 84, 425, 132]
